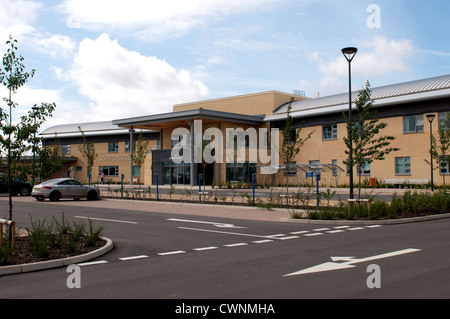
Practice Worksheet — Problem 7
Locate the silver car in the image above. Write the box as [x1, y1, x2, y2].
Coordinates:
[32, 178, 100, 201]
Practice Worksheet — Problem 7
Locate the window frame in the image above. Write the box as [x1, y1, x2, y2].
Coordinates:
[395, 157, 411, 175]
[322, 124, 338, 140]
[403, 115, 424, 134]
[108, 141, 119, 153]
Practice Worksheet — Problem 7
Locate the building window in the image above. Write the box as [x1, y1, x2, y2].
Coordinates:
[125, 141, 137, 152]
[133, 166, 140, 177]
[395, 157, 411, 175]
[61, 144, 71, 155]
[403, 115, 424, 133]
[438, 112, 450, 129]
[99, 166, 119, 176]
[108, 142, 119, 153]
[323, 124, 337, 140]
[358, 160, 371, 176]
[76, 166, 83, 172]
[226, 163, 257, 182]
[440, 157, 450, 175]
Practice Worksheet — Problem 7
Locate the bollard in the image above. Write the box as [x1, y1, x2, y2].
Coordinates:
[198, 174, 202, 202]
[121, 174, 124, 198]
[252, 173, 256, 204]
[156, 174, 159, 200]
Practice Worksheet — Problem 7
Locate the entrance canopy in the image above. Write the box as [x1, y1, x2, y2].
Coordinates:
[113, 108, 265, 130]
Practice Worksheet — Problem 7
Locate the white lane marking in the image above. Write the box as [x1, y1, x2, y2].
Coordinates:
[290, 231, 310, 235]
[326, 230, 345, 234]
[193, 246, 218, 251]
[278, 236, 300, 240]
[224, 243, 248, 248]
[347, 227, 365, 231]
[267, 234, 286, 238]
[303, 233, 323, 237]
[178, 227, 275, 240]
[333, 226, 350, 229]
[313, 228, 330, 231]
[158, 250, 186, 256]
[75, 216, 137, 225]
[118, 255, 149, 261]
[168, 218, 246, 229]
[78, 260, 108, 266]
[366, 225, 382, 228]
[253, 239, 274, 244]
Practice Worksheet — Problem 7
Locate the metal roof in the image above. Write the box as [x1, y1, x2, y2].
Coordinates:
[271, 74, 450, 118]
[40, 120, 154, 139]
[40, 121, 121, 136]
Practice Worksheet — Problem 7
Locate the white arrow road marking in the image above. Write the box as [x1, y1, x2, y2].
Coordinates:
[167, 218, 246, 229]
[75, 216, 137, 225]
[284, 248, 421, 277]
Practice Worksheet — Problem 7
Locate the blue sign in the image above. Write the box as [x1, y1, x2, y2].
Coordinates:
[306, 172, 314, 178]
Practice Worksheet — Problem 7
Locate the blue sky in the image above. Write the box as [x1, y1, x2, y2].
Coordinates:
[0, 0, 449, 130]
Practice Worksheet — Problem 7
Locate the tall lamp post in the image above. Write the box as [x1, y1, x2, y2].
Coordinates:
[32, 106, 39, 187]
[426, 114, 436, 192]
[342, 47, 358, 199]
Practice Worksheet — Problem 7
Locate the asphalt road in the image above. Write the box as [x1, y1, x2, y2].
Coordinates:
[1, 196, 450, 302]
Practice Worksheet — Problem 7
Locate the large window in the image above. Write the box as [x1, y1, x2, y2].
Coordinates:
[323, 124, 337, 140]
[395, 157, 411, 175]
[226, 163, 257, 183]
[403, 115, 424, 133]
[99, 166, 119, 176]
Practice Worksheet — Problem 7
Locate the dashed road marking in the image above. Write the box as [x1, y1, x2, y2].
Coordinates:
[78, 260, 108, 266]
[158, 250, 186, 256]
[224, 243, 248, 248]
[95, 224, 385, 266]
[118, 255, 149, 261]
[303, 233, 324, 237]
[193, 246, 218, 252]
[253, 239, 274, 244]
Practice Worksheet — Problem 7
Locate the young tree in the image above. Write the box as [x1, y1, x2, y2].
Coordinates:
[280, 98, 313, 195]
[426, 112, 450, 186]
[78, 127, 97, 183]
[131, 130, 150, 187]
[0, 36, 56, 241]
[343, 81, 400, 201]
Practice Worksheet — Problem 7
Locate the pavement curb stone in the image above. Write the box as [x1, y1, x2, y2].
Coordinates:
[0, 237, 113, 276]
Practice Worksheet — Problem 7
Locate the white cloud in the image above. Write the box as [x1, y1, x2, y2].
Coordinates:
[61, 0, 284, 40]
[64, 34, 209, 121]
[309, 36, 414, 95]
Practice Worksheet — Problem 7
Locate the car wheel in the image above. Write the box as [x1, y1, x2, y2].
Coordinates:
[87, 190, 98, 201]
[49, 191, 61, 201]
[20, 187, 30, 196]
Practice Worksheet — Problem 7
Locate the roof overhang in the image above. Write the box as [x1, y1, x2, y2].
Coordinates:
[113, 108, 265, 130]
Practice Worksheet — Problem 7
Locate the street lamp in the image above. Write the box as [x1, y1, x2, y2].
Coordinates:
[32, 106, 39, 187]
[342, 47, 358, 199]
[426, 113, 436, 191]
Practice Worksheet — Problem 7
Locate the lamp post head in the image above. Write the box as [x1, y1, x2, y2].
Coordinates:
[342, 47, 358, 62]
[426, 114, 436, 123]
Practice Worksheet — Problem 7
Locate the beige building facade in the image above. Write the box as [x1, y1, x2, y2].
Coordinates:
[41, 74, 450, 188]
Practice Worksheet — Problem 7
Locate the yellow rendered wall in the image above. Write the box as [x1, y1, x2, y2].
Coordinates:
[173, 91, 308, 116]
